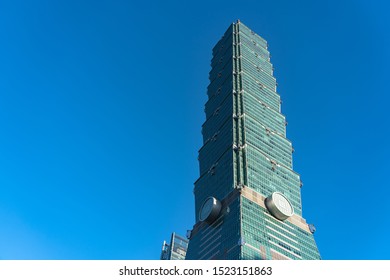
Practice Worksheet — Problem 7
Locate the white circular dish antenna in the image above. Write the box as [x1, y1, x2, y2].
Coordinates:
[265, 192, 294, 220]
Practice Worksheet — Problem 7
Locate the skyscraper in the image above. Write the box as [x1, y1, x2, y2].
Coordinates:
[160, 232, 189, 260]
[185, 21, 320, 260]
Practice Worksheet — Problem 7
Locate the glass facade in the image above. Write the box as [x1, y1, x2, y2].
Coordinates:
[160, 232, 189, 260]
[185, 21, 320, 260]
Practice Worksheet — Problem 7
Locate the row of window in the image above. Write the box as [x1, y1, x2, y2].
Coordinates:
[241, 75, 280, 112]
[243, 101, 286, 136]
[237, 24, 268, 49]
[241, 198, 320, 259]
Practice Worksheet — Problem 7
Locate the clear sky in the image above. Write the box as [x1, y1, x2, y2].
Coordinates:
[0, 0, 389, 260]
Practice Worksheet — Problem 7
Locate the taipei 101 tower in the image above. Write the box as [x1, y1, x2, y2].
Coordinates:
[185, 21, 321, 260]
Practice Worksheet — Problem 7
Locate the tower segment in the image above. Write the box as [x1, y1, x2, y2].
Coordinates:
[186, 21, 320, 260]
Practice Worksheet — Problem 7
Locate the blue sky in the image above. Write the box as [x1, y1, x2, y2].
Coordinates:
[0, 0, 389, 260]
